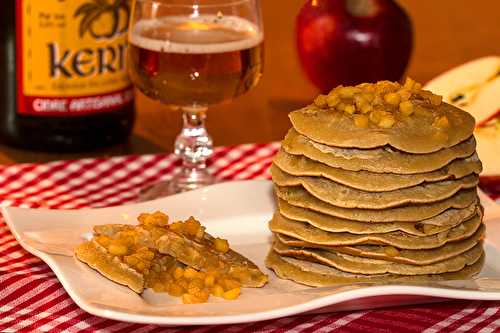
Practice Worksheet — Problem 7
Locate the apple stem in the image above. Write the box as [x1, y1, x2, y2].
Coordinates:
[346, 0, 378, 17]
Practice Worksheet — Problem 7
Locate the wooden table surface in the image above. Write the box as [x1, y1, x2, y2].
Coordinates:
[1, 0, 499, 165]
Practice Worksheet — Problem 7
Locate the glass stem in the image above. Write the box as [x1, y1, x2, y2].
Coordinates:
[171, 107, 214, 192]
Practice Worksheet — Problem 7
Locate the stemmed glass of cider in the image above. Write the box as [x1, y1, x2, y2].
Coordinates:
[128, 0, 264, 198]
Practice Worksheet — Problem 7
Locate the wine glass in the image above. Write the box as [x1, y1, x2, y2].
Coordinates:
[128, 0, 264, 199]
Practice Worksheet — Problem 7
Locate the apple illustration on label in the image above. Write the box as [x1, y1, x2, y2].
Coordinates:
[425, 56, 500, 176]
[296, 0, 413, 93]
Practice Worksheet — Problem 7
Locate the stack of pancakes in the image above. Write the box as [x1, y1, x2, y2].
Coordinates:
[266, 80, 485, 286]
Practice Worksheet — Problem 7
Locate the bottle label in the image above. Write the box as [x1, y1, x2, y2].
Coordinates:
[16, 0, 133, 116]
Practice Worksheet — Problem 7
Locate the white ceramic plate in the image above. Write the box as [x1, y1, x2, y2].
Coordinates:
[424, 56, 500, 176]
[4, 180, 500, 326]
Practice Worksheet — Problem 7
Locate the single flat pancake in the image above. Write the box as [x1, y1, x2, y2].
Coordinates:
[289, 102, 475, 153]
[269, 212, 483, 249]
[275, 224, 485, 266]
[273, 240, 483, 275]
[282, 129, 477, 174]
[275, 185, 478, 222]
[278, 199, 478, 236]
[271, 165, 479, 209]
[77, 224, 179, 294]
[273, 149, 482, 192]
[266, 250, 484, 287]
[75, 240, 145, 293]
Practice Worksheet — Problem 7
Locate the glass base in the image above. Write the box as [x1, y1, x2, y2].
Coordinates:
[138, 167, 215, 201]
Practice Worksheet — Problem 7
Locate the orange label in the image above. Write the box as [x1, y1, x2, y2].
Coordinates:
[17, 0, 133, 116]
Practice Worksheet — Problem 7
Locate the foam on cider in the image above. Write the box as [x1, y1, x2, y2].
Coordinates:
[130, 15, 263, 54]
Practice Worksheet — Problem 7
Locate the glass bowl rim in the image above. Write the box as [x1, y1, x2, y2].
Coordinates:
[134, 0, 256, 9]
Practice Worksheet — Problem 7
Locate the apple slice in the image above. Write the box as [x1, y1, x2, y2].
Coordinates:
[424, 56, 500, 127]
[468, 77, 500, 127]
[474, 126, 499, 176]
[425, 56, 500, 176]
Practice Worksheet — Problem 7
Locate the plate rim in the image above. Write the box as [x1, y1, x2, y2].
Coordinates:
[3, 180, 500, 326]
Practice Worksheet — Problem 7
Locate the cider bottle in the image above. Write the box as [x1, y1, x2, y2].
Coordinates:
[0, 0, 135, 152]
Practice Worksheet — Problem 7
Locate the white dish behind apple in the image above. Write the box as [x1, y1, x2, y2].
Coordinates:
[4, 180, 500, 326]
[425, 56, 500, 176]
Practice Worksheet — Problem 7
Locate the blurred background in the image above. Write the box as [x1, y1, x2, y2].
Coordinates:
[1, 0, 499, 163]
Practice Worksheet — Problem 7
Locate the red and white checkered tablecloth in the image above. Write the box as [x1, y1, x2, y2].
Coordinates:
[1, 142, 500, 333]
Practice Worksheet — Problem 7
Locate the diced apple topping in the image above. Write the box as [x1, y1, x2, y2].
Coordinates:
[383, 92, 401, 106]
[420, 90, 443, 106]
[338, 86, 362, 98]
[383, 246, 400, 257]
[312, 78, 446, 128]
[138, 211, 169, 227]
[313, 94, 328, 108]
[108, 242, 128, 256]
[344, 104, 356, 114]
[146, 262, 242, 304]
[399, 100, 414, 116]
[223, 287, 241, 300]
[432, 115, 450, 128]
[378, 114, 396, 128]
[353, 114, 369, 128]
[326, 94, 340, 107]
[214, 238, 230, 253]
[137, 213, 245, 303]
[84, 211, 256, 304]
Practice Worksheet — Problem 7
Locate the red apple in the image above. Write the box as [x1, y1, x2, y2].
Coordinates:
[296, 0, 413, 93]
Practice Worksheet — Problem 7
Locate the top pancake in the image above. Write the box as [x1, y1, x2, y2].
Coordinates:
[290, 102, 474, 153]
